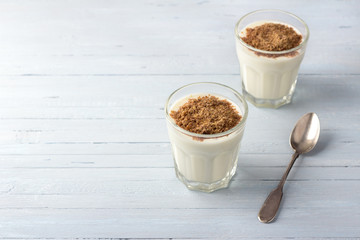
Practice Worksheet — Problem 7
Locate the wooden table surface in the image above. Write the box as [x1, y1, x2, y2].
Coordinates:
[0, 0, 359, 238]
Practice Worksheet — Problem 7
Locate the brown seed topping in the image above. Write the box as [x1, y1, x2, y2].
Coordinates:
[241, 23, 302, 52]
[170, 95, 242, 135]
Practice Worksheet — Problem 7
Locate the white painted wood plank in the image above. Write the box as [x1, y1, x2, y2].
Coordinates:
[0, 134, 356, 158]
[1, 181, 359, 209]
[0, 208, 359, 238]
[0, 118, 356, 144]
[0, 153, 359, 169]
[0, 125, 356, 158]
[0, 166, 359, 185]
[0, 75, 357, 111]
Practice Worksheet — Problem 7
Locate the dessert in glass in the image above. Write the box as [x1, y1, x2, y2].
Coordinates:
[235, 9, 309, 108]
[165, 82, 248, 192]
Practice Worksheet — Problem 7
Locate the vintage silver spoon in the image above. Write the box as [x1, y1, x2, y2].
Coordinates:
[258, 112, 320, 223]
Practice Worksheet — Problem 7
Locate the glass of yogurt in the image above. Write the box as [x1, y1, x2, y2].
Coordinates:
[165, 82, 248, 192]
[235, 9, 309, 108]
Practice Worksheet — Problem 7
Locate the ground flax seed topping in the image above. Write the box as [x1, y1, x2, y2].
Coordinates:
[170, 95, 242, 135]
[241, 23, 302, 52]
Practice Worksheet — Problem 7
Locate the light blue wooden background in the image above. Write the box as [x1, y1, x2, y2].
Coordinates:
[0, 0, 359, 238]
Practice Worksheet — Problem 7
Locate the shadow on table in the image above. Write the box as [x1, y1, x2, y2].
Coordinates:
[306, 129, 332, 156]
[282, 75, 358, 111]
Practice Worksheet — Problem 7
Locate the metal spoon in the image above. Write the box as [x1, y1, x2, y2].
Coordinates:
[258, 112, 320, 223]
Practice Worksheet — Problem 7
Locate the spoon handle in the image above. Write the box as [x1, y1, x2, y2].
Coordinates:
[258, 185, 283, 223]
[258, 152, 300, 223]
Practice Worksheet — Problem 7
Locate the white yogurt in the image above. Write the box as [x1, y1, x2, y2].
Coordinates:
[236, 21, 305, 101]
[166, 94, 246, 188]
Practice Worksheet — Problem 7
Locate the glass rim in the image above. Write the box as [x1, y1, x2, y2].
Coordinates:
[235, 9, 310, 55]
[165, 82, 248, 139]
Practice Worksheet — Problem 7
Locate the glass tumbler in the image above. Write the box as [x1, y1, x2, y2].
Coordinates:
[235, 9, 309, 108]
[165, 82, 248, 192]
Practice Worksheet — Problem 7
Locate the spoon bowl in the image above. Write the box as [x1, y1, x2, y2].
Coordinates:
[290, 112, 320, 154]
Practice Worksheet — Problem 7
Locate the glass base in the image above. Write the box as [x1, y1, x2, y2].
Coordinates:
[175, 164, 237, 193]
[242, 89, 292, 108]
[242, 78, 297, 108]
